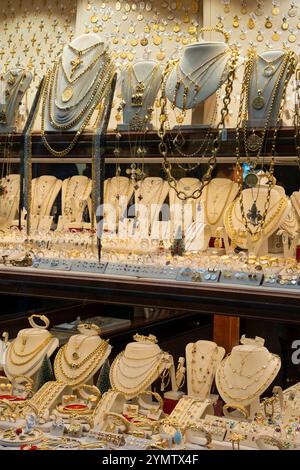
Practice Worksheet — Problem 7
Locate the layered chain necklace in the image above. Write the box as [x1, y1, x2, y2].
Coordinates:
[158, 43, 239, 201]
[235, 48, 297, 239]
[189, 344, 219, 395]
[204, 179, 236, 226]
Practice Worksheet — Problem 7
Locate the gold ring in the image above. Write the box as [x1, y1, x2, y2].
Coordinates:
[256, 434, 283, 450]
[28, 314, 50, 329]
[184, 424, 212, 447]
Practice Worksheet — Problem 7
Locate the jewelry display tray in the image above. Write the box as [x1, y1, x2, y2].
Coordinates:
[30, 258, 300, 289]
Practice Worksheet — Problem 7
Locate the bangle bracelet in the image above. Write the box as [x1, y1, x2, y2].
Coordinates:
[77, 384, 101, 404]
[223, 403, 249, 420]
[137, 390, 163, 410]
[256, 434, 283, 450]
[184, 424, 212, 447]
[28, 314, 50, 329]
[77, 322, 101, 336]
[103, 412, 129, 432]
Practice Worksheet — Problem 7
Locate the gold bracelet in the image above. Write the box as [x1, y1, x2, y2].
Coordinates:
[256, 434, 283, 450]
[103, 412, 130, 432]
[223, 403, 249, 419]
[77, 322, 101, 336]
[133, 333, 158, 344]
[199, 27, 230, 43]
[76, 384, 101, 405]
[137, 390, 163, 410]
[184, 424, 212, 447]
[28, 314, 50, 329]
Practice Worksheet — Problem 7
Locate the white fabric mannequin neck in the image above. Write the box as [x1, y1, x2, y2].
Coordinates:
[0, 174, 20, 223]
[31, 176, 62, 217]
[165, 42, 229, 109]
[216, 344, 281, 407]
[224, 187, 290, 249]
[169, 178, 201, 236]
[4, 328, 58, 380]
[120, 60, 162, 130]
[248, 50, 298, 127]
[201, 178, 239, 235]
[44, 33, 107, 132]
[279, 205, 298, 237]
[62, 176, 92, 223]
[105, 176, 134, 225]
[291, 191, 300, 221]
[134, 177, 169, 226]
[0, 68, 32, 132]
[186, 340, 225, 400]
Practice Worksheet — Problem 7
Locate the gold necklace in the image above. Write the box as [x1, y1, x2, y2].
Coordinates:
[190, 344, 218, 395]
[68, 41, 104, 79]
[61, 340, 108, 369]
[205, 180, 236, 226]
[158, 46, 239, 201]
[8, 336, 53, 366]
[258, 52, 285, 78]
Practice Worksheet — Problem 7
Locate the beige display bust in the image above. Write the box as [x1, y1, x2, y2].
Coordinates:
[169, 178, 201, 237]
[223, 187, 290, 252]
[201, 178, 239, 236]
[186, 340, 225, 400]
[4, 315, 58, 381]
[134, 177, 169, 228]
[109, 334, 173, 400]
[31, 176, 62, 217]
[104, 176, 134, 228]
[54, 323, 111, 390]
[61, 175, 92, 223]
[0, 174, 20, 225]
[215, 337, 281, 413]
[291, 191, 300, 222]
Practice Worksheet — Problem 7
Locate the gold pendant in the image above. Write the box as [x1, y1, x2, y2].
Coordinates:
[245, 172, 258, 188]
[288, 33, 296, 43]
[252, 94, 265, 110]
[263, 64, 275, 77]
[272, 6, 280, 16]
[90, 14, 98, 23]
[272, 31, 280, 42]
[265, 19, 273, 29]
[233, 15, 239, 28]
[62, 86, 74, 103]
[256, 32, 264, 42]
[72, 351, 79, 360]
[281, 20, 289, 31]
[247, 18, 255, 29]
[247, 133, 263, 152]
[131, 93, 143, 107]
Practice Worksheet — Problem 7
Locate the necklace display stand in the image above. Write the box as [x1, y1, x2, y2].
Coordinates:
[109, 335, 174, 400]
[120, 60, 162, 131]
[104, 176, 134, 230]
[201, 178, 239, 236]
[169, 178, 201, 238]
[248, 50, 298, 127]
[0, 174, 20, 226]
[165, 41, 230, 110]
[186, 341, 225, 400]
[224, 187, 290, 255]
[54, 324, 111, 389]
[4, 315, 58, 383]
[134, 177, 169, 229]
[216, 336, 281, 420]
[0, 68, 32, 133]
[59, 176, 92, 229]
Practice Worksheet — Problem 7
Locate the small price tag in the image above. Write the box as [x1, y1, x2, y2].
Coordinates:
[221, 128, 228, 141]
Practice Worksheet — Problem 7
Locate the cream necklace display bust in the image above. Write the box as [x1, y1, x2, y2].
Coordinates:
[0, 174, 20, 224]
[44, 33, 107, 132]
[224, 186, 290, 250]
[54, 322, 111, 389]
[62, 176, 92, 223]
[109, 334, 173, 400]
[248, 50, 298, 127]
[169, 178, 201, 235]
[31, 176, 62, 218]
[215, 336, 281, 409]
[134, 177, 169, 227]
[201, 178, 239, 235]
[165, 41, 230, 110]
[186, 340, 225, 401]
[4, 314, 58, 381]
[120, 60, 162, 130]
[0, 67, 32, 132]
[104, 176, 134, 226]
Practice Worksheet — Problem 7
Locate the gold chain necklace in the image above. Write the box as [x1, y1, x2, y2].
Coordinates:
[158, 46, 239, 201]
[190, 344, 218, 395]
[67, 41, 104, 79]
[61, 340, 108, 369]
[204, 180, 235, 226]
[8, 336, 53, 366]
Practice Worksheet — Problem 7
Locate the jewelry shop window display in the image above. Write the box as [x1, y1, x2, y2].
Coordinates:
[4, 315, 58, 384]
[54, 322, 111, 389]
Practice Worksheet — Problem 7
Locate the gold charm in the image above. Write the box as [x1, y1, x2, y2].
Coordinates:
[90, 14, 98, 23]
[272, 4, 280, 16]
[247, 133, 263, 152]
[263, 64, 276, 77]
[173, 24, 181, 33]
[131, 38, 138, 46]
[62, 86, 74, 103]
[256, 31, 264, 42]
[127, 52, 134, 61]
[140, 37, 148, 46]
[288, 32, 296, 43]
[224, 5, 230, 14]
[156, 50, 166, 61]
[252, 93, 265, 110]
[265, 18, 273, 29]
[247, 17, 255, 29]
[115, 1, 121, 11]
[240, 30, 246, 40]
[153, 35, 162, 46]
[281, 18, 289, 31]
[144, 24, 151, 33]
[233, 15, 239, 28]
[272, 31, 280, 41]
[241, 1, 247, 14]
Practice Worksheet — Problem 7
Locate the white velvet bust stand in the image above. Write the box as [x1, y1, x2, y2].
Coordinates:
[54, 333, 111, 388]
[223, 186, 290, 256]
[165, 41, 229, 110]
[45, 33, 105, 132]
[201, 178, 239, 237]
[248, 50, 298, 127]
[186, 340, 225, 401]
[4, 328, 58, 382]
[59, 176, 92, 230]
[120, 60, 162, 131]
[109, 339, 175, 400]
[215, 336, 281, 420]
[0, 174, 20, 227]
[134, 177, 169, 229]
[169, 178, 202, 239]
[31, 176, 62, 232]
[0, 68, 32, 133]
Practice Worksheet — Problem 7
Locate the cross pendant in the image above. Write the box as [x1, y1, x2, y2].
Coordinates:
[70, 57, 82, 78]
